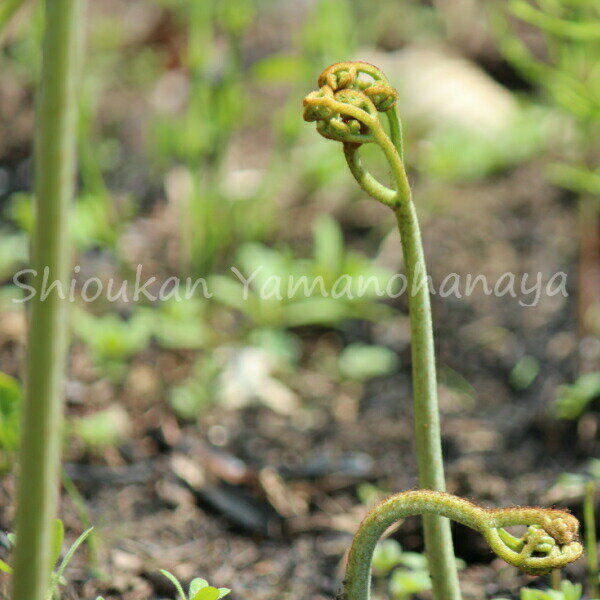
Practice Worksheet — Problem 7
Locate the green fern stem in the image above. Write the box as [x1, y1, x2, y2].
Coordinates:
[304, 61, 460, 599]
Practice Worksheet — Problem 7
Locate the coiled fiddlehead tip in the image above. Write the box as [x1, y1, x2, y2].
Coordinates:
[304, 62, 399, 145]
[363, 83, 398, 112]
[316, 61, 399, 112]
[303, 60, 409, 210]
[341, 490, 584, 600]
[317, 61, 385, 89]
[486, 506, 583, 575]
[302, 85, 336, 122]
[303, 85, 378, 144]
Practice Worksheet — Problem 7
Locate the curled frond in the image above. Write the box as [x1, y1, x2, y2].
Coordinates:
[316, 61, 398, 112]
[303, 61, 409, 208]
[303, 86, 378, 144]
[363, 84, 398, 112]
[341, 490, 583, 600]
[486, 506, 582, 575]
[318, 61, 388, 90]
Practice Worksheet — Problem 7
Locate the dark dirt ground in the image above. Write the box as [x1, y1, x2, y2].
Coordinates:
[1, 159, 597, 600]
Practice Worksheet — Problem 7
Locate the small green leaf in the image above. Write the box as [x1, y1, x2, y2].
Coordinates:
[189, 578, 209, 597]
[54, 527, 94, 583]
[397, 551, 428, 571]
[554, 372, 600, 420]
[192, 586, 220, 600]
[561, 580, 583, 600]
[390, 567, 432, 597]
[509, 355, 540, 390]
[372, 539, 403, 576]
[217, 589, 231, 599]
[313, 215, 344, 277]
[339, 343, 398, 381]
[0, 557, 12, 574]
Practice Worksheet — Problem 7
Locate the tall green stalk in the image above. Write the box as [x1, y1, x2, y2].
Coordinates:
[11, 2, 84, 600]
[304, 62, 460, 599]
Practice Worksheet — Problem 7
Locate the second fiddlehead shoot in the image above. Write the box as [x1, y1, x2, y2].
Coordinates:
[341, 490, 583, 600]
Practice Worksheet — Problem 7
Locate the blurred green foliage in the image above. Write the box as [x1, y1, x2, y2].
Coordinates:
[553, 372, 600, 419]
[0, 372, 21, 471]
[210, 215, 394, 329]
[420, 105, 560, 182]
[372, 539, 432, 599]
[339, 343, 398, 382]
[494, 580, 587, 600]
[70, 405, 130, 450]
[72, 308, 153, 382]
[509, 355, 540, 390]
[493, 0, 600, 189]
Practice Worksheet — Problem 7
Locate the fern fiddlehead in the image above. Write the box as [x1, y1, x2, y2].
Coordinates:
[304, 60, 462, 599]
[341, 490, 583, 600]
[303, 63, 584, 600]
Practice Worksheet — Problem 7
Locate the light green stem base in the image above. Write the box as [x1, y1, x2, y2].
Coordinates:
[394, 204, 461, 600]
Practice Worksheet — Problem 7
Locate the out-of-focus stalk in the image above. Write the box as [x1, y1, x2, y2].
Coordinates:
[11, 2, 84, 600]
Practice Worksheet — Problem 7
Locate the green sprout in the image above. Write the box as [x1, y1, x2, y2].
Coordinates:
[495, 580, 587, 600]
[160, 569, 231, 600]
[304, 60, 585, 600]
[1, 519, 94, 600]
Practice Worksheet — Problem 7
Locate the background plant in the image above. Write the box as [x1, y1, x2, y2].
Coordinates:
[1, 520, 93, 600]
[492, 0, 600, 339]
[10, 2, 84, 600]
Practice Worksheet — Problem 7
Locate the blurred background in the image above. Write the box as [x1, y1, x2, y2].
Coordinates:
[0, 0, 599, 598]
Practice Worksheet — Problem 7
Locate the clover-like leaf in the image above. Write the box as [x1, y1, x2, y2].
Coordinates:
[192, 586, 220, 600]
[189, 578, 209, 597]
